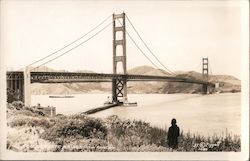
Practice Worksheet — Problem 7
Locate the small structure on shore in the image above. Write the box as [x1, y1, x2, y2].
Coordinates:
[104, 96, 137, 107]
[35, 103, 56, 117]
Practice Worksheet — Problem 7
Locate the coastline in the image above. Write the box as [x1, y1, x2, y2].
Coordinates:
[7, 102, 241, 152]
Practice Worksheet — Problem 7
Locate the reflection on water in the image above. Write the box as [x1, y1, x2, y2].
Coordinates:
[32, 93, 241, 136]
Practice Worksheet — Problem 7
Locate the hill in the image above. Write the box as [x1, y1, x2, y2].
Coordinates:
[30, 66, 105, 94]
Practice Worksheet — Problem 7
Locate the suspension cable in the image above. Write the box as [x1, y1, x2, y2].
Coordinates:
[208, 61, 218, 82]
[208, 61, 213, 75]
[125, 14, 175, 75]
[32, 21, 112, 71]
[126, 30, 162, 71]
[115, 19, 160, 70]
[117, 19, 172, 76]
[28, 14, 112, 67]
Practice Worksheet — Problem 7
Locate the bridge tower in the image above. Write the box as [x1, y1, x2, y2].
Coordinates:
[202, 57, 209, 94]
[112, 13, 128, 104]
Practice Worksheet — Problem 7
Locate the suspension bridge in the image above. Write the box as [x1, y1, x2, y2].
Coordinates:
[6, 12, 216, 107]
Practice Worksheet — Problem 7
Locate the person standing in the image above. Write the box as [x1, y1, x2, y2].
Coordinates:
[167, 118, 180, 149]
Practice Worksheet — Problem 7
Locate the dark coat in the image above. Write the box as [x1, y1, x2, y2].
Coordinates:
[167, 124, 180, 149]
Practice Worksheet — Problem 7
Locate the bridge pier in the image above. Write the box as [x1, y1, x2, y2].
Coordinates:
[6, 71, 24, 103]
[24, 67, 31, 107]
[202, 84, 208, 94]
[123, 79, 128, 104]
[6, 69, 31, 106]
[112, 78, 128, 104]
[202, 58, 209, 94]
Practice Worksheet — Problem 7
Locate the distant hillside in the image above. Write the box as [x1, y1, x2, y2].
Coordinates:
[174, 71, 240, 93]
[127, 66, 240, 94]
[30, 66, 105, 95]
[128, 65, 170, 76]
[28, 66, 67, 72]
[30, 66, 241, 94]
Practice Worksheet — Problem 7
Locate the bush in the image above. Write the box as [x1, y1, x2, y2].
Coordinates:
[41, 115, 107, 144]
[7, 103, 46, 118]
[8, 116, 55, 129]
[104, 115, 240, 152]
[177, 132, 241, 152]
[12, 101, 24, 109]
[7, 91, 20, 103]
[105, 115, 167, 151]
[59, 138, 109, 152]
[23, 107, 46, 117]
[7, 101, 24, 110]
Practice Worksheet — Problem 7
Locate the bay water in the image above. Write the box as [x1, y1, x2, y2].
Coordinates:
[31, 93, 241, 136]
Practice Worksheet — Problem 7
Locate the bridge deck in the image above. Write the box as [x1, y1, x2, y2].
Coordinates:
[7, 71, 214, 86]
[30, 72, 213, 85]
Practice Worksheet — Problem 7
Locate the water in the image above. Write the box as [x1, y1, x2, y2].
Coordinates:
[31, 93, 241, 136]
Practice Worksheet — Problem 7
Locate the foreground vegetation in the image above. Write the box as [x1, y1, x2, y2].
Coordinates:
[7, 101, 241, 152]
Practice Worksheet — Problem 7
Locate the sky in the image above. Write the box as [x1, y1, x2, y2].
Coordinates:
[1, 0, 246, 79]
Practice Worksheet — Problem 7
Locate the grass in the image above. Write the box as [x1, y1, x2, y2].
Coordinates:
[7, 101, 241, 152]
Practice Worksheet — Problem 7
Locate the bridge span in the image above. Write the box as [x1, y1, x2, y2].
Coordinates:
[6, 70, 215, 105]
[29, 71, 213, 85]
[6, 12, 216, 106]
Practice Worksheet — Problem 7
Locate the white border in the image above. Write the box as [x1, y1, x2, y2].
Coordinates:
[0, 0, 249, 160]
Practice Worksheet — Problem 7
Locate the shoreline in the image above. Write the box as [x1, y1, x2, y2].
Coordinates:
[7, 102, 241, 152]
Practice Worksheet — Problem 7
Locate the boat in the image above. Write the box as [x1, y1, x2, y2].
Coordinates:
[49, 95, 74, 98]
